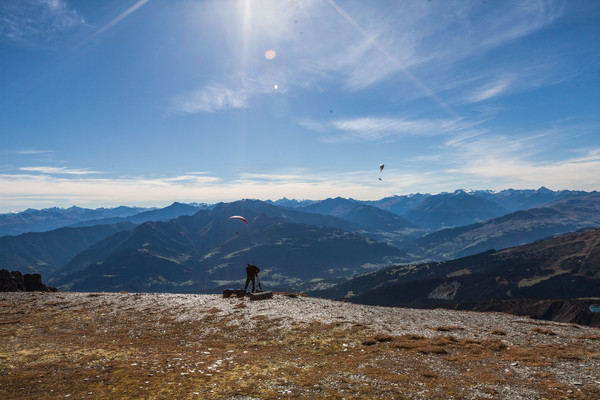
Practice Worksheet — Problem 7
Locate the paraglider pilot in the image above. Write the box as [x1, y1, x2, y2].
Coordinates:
[244, 263, 260, 293]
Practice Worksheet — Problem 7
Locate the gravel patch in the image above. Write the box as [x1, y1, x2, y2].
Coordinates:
[5, 291, 599, 346]
[2, 291, 599, 399]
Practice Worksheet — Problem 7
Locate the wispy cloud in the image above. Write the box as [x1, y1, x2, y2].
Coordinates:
[301, 116, 482, 143]
[0, 0, 85, 45]
[172, 82, 253, 114]
[437, 119, 600, 190]
[327, 0, 562, 96]
[465, 77, 515, 103]
[461, 58, 573, 104]
[0, 149, 55, 155]
[16, 149, 54, 155]
[459, 150, 600, 190]
[171, 73, 285, 113]
[19, 166, 102, 175]
[87, 0, 149, 42]
[568, 148, 600, 164]
[162, 174, 221, 184]
[172, 0, 563, 114]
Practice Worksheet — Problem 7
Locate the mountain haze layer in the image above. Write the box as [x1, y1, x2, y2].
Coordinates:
[0, 206, 149, 237]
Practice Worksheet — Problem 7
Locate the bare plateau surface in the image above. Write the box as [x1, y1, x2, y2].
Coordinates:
[1, 292, 599, 399]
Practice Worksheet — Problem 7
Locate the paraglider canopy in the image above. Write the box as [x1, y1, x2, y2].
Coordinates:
[379, 163, 384, 172]
[228, 215, 248, 224]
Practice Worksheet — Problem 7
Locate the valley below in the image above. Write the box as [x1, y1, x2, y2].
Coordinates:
[1, 291, 599, 399]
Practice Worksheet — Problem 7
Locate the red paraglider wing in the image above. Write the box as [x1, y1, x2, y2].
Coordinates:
[228, 215, 248, 224]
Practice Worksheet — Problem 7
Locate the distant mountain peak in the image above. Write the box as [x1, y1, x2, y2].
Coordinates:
[452, 189, 471, 196]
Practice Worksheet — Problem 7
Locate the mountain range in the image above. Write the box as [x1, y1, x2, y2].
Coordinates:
[0, 223, 135, 275]
[1, 188, 599, 300]
[0, 202, 213, 237]
[404, 192, 600, 261]
[315, 227, 600, 307]
[0, 205, 149, 236]
[48, 200, 407, 292]
[400, 190, 509, 230]
[68, 202, 212, 228]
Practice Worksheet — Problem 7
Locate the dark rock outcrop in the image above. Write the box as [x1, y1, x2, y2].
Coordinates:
[0, 269, 57, 292]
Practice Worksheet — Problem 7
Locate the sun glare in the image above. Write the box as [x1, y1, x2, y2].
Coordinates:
[265, 49, 277, 60]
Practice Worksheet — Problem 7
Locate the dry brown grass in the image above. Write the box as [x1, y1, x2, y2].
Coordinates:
[578, 333, 600, 340]
[532, 327, 557, 335]
[1, 294, 599, 400]
[430, 325, 465, 332]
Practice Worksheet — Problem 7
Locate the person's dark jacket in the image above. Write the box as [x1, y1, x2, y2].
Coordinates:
[246, 264, 260, 277]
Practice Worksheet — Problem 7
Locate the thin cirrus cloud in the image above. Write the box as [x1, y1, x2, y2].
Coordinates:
[440, 121, 600, 190]
[170, 1, 433, 114]
[459, 150, 600, 190]
[0, 149, 55, 155]
[301, 116, 481, 143]
[93, 0, 148, 37]
[171, 73, 286, 114]
[19, 166, 102, 175]
[325, 0, 562, 99]
[465, 77, 516, 104]
[16, 150, 54, 155]
[569, 148, 600, 164]
[0, 0, 85, 44]
[462, 59, 573, 104]
[172, 83, 254, 114]
[170, 0, 563, 116]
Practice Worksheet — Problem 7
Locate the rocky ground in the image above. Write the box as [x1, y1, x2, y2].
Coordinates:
[1, 291, 599, 399]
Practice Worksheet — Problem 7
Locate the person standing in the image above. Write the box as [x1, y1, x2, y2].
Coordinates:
[244, 263, 260, 293]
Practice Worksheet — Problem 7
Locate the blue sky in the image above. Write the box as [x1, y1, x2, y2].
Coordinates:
[1, 0, 599, 212]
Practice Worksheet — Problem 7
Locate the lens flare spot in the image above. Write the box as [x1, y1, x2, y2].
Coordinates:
[274, 84, 278, 90]
[265, 49, 276, 60]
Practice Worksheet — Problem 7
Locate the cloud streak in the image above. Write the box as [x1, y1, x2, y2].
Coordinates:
[0, 149, 55, 155]
[465, 77, 515, 103]
[461, 58, 574, 104]
[0, 0, 85, 44]
[88, 0, 149, 42]
[438, 119, 600, 190]
[19, 166, 102, 175]
[302, 116, 483, 143]
[171, 0, 563, 114]
[460, 150, 600, 190]
[171, 73, 285, 113]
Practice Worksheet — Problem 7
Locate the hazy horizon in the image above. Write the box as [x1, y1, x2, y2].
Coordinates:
[0, 186, 593, 214]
